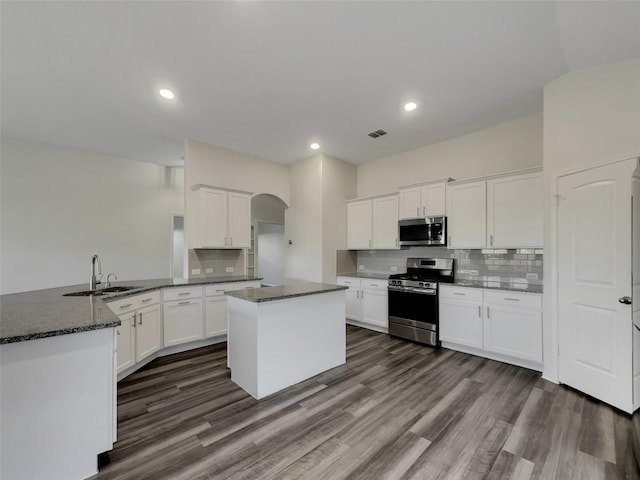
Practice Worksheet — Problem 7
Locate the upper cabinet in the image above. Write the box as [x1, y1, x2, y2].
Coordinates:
[191, 185, 252, 249]
[446, 169, 542, 249]
[398, 179, 452, 219]
[347, 194, 399, 250]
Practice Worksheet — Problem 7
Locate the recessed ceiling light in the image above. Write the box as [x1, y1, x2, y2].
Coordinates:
[159, 88, 175, 100]
[404, 101, 417, 112]
[310, 142, 320, 150]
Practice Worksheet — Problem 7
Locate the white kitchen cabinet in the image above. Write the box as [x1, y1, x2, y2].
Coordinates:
[204, 280, 261, 338]
[487, 172, 543, 248]
[347, 194, 399, 250]
[337, 276, 388, 331]
[439, 285, 483, 349]
[399, 180, 450, 219]
[439, 285, 543, 370]
[191, 184, 251, 249]
[446, 168, 542, 249]
[110, 290, 162, 374]
[446, 181, 487, 248]
[483, 290, 542, 363]
[163, 286, 204, 347]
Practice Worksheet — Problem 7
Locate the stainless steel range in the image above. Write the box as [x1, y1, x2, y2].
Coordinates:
[388, 258, 454, 347]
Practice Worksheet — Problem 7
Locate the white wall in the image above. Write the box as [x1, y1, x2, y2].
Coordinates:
[542, 59, 640, 382]
[322, 155, 357, 283]
[0, 137, 184, 294]
[284, 155, 323, 282]
[257, 223, 285, 286]
[357, 113, 543, 197]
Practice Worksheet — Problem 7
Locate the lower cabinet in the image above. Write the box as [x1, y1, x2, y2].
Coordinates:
[439, 285, 542, 370]
[112, 291, 162, 374]
[204, 281, 261, 337]
[163, 286, 204, 347]
[337, 276, 388, 331]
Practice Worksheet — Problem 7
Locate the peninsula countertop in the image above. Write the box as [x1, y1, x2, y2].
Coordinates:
[0, 276, 261, 344]
[226, 282, 347, 303]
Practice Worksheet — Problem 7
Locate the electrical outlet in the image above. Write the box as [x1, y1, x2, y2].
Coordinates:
[358, 265, 365, 271]
[390, 266, 398, 272]
[526, 273, 539, 280]
[191, 268, 201, 275]
[469, 270, 479, 276]
[226, 267, 234, 273]
[205, 268, 213, 274]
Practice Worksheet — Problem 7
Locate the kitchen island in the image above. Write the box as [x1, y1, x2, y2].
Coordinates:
[226, 282, 347, 399]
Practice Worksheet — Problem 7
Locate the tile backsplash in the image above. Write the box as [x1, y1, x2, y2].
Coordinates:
[188, 249, 245, 278]
[342, 247, 543, 287]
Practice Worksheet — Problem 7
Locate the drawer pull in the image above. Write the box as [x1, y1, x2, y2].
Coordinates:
[478, 306, 481, 317]
[504, 298, 520, 301]
[119, 303, 133, 309]
[142, 298, 152, 303]
[216, 289, 225, 292]
[178, 292, 191, 296]
[453, 292, 466, 296]
[178, 301, 191, 305]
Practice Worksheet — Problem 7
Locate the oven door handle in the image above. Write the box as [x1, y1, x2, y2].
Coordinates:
[388, 286, 437, 295]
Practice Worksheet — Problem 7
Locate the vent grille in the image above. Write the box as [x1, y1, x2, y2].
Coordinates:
[368, 129, 388, 138]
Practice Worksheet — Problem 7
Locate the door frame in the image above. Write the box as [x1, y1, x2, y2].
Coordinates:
[547, 156, 639, 386]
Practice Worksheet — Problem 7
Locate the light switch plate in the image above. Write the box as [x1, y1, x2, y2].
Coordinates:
[469, 270, 479, 276]
[205, 268, 213, 274]
[226, 267, 234, 273]
[526, 273, 539, 280]
[390, 266, 398, 272]
[358, 265, 365, 270]
[191, 268, 201, 275]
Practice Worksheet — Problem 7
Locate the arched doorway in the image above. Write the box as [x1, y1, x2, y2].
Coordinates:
[251, 194, 288, 286]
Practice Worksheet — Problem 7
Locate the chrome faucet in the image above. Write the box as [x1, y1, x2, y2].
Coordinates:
[90, 254, 102, 290]
[105, 273, 117, 289]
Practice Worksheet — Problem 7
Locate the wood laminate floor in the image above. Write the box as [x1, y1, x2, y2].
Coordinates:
[92, 326, 640, 480]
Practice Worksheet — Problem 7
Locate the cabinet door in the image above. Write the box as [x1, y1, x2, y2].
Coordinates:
[399, 187, 421, 219]
[447, 182, 487, 248]
[347, 200, 373, 249]
[163, 299, 204, 347]
[487, 173, 543, 248]
[484, 303, 542, 363]
[345, 287, 362, 321]
[227, 192, 251, 248]
[422, 183, 446, 217]
[116, 313, 136, 373]
[200, 189, 228, 248]
[373, 195, 399, 249]
[439, 298, 484, 349]
[135, 303, 162, 363]
[361, 288, 388, 328]
[205, 295, 228, 338]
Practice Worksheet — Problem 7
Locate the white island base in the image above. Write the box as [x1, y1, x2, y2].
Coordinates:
[227, 287, 346, 399]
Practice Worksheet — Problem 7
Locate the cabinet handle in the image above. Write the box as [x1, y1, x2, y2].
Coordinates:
[178, 301, 191, 305]
[344, 281, 352, 284]
[361, 290, 364, 299]
[230, 237, 233, 246]
[178, 292, 190, 296]
[132, 312, 137, 327]
[478, 306, 481, 317]
[417, 206, 420, 216]
[448, 236, 451, 246]
[138, 312, 143, 325]
[142, 298, 152, 303]
[504, 298, 520, 302]
[395, 238, 399, 248]
[423, 206, 425, 216]
[453, 292, 466, 296]
[487, 307, 490, 318]
[120, 303, 133, 310]
[369, 240, 372, 248]
[117, 330, 120, 336]
[216, 289, 225, 292]
[490, 234, 494, 246]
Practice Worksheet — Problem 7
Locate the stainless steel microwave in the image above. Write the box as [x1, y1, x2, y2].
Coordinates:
[398, 216, 447, 246]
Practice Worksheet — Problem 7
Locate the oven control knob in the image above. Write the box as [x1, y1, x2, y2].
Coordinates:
[419, 282, 424, 287]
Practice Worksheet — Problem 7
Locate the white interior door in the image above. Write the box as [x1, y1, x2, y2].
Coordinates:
[558, 158, 636, 413]
[632, 164, 640, 410]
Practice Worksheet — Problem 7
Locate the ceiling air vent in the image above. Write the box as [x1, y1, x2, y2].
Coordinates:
[368, 129, 388, 138]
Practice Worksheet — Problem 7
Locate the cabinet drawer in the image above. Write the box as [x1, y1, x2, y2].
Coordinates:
[337, 276, 361, 287]
[439, 285, 483, 302]
[205, 281, 259, 297]
[361, 279, 388, 291]
[484, 290, 541, 309]
[162, 286, 203, 301]
[107, 291, 160, 313]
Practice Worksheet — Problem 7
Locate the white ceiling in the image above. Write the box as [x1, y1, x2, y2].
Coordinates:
[2, 1, 640, 167]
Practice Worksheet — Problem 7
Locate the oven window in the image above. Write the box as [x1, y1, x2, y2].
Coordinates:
[388, 289, 438, 325]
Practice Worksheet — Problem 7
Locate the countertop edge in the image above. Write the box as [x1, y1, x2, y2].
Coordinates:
[0, 321, 121, 345]
[227, 285, 348, 303]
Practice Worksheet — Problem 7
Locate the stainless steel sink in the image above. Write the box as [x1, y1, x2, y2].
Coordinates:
[63, 286, 139, 297]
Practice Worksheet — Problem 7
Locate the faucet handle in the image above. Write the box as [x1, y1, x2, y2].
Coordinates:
[105, 273, 117, 288]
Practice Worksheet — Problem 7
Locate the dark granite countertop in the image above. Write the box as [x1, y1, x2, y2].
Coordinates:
[336, 272, 390, 280]
[226, 282, 347, 303]
[451, 280, 543, 294]
[0, 276, 262, 344]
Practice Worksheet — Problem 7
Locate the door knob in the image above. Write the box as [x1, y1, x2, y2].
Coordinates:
[619, 296, 632, 305]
